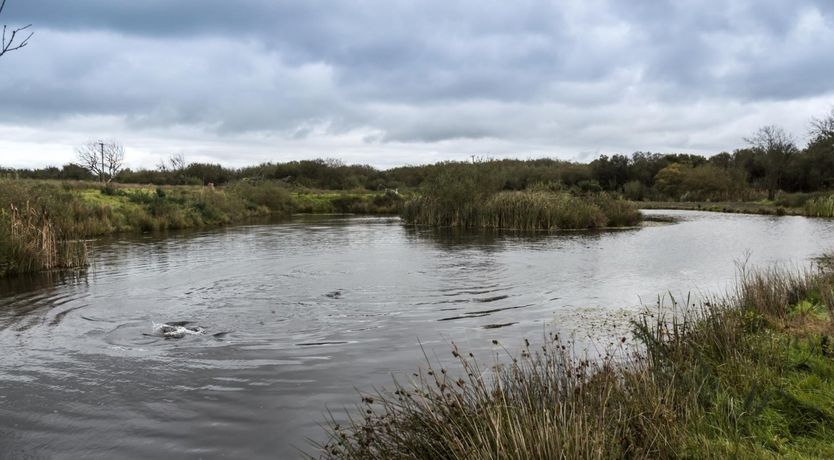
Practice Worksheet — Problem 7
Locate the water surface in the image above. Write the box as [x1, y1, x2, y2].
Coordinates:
[1, 210, 832, 458]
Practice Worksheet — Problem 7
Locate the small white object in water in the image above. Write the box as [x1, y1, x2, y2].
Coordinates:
[151, 322, 205, 339]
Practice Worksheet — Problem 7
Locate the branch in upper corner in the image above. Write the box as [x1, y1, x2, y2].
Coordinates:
[0, 0, 34, 57]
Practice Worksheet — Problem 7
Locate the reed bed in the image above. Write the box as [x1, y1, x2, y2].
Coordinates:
[804, 195, 834, 217]
[402, 191, 641, 230]
[0, 179, 299, 276]
[315, 259, 834, 459]
[0, 201, 87, 276]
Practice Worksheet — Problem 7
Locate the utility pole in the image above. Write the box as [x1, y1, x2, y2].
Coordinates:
[98, 140, 105, 183]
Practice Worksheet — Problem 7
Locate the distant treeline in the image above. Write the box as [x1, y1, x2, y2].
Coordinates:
[4, 118, 834, 201]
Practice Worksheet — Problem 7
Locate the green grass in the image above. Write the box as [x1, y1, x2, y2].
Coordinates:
[637, 193, 834, 219]
[0, 179, 408, 276]
[291, 189, 405, 214]
[0, 179, 297, 276]
[805, 195, 834, 218]
[637, 200, 801, 216]
[313, 260, 834, 459]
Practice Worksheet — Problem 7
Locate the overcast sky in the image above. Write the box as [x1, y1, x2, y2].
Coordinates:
[1, 0, 833, 170]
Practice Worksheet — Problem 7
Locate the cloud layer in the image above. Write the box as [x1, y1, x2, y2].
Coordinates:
[1, 0, 834, 168]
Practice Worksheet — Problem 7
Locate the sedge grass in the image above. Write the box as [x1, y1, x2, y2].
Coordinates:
[0, 179, 296, 276]
[402, 191, 641, 230]
[804, 195, 834, 218]
[314, 258, 834, 459]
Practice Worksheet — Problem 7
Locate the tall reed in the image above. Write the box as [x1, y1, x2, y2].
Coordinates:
[0, 201, 87, 276]
[314, 258, 834, 459]
[0, 179, 298, 276]
[402, 191, 641, 230]
[804, 194, 834, 217]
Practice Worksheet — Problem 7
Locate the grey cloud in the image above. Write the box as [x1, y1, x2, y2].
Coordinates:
[1, 0, 834, 164]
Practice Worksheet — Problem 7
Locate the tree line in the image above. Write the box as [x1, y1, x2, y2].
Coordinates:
[4, 111, 834, 202]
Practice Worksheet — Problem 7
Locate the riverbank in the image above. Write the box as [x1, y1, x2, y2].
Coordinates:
[636, 200, 800, 216]
[637, 193, 834, 218]
[0, 179, 404, 276]
[318, 259, 834, 459]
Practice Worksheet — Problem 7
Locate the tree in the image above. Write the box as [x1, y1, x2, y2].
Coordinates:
[653, 163, 686, 199]
[76, 140, 125, 183]
[810, 108, 834, 144]
[744, 126, 798, 200]
[169, 153, 186, 172]
[0, 0, 33, 58]
[61, 163, 95, 181]
[802, 109, 834, 190]
[156, 153, 186, 173]
[590, 154, 629, 191]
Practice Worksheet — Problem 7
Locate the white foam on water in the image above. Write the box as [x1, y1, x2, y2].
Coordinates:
[151, 322, 205, 338]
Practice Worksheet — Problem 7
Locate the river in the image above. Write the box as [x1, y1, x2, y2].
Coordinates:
[1, 210, 832, 459]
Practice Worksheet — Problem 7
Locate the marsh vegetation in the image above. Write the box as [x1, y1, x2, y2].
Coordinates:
[317, 261, 834, 459]
[402, 191, 640, 230]
[0, 178, 410, 276]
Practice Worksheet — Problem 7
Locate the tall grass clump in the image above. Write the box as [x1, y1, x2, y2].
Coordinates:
[227, 180, 293, 214]
[401, 163, 640, 230]
[804, 194, 834, 217]
[403, 190, 641, 230]
[315, 258, 834, 459]
[291, 189, 404, 214]
[0, 180, 88, 276]
[0, 179, 300, 276]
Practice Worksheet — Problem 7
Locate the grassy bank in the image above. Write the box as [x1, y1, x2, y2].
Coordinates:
[638, 192, 834, 218]
[636, 200, 801, 216]
[0, 179, 406, 276]
[805, 195, 834, 218]
[0, 180, 291, 276]
[316, 260, 834, 459]
[403, 191, 641, 230]
[292, 189, 405, 214]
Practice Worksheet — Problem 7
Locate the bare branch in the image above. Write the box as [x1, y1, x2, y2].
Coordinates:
[744, 125, 796, 154]
[0, 0, 33, 57]
[744, 125, 798, 200]
[76, 140, 126, 183]
[169, 153, 186, 171]
[810, 108, 834, 143]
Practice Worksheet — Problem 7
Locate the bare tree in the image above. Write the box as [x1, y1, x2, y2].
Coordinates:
[810, 108, 834, 144]
[76, 140, 125, 183]
[156, 153, 186, 173]
[169, 153, 186, 171]
[745, 125, 798, 200]
[0, 0, 33, 58]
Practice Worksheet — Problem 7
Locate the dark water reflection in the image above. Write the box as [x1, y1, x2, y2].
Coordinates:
[1, 210, 833, 459]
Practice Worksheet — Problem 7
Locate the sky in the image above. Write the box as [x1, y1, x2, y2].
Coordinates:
[1, 0, 834, 170]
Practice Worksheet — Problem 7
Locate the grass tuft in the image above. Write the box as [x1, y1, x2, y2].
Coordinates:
[313, 257, 834, 459]
[403, 190, 641, 230]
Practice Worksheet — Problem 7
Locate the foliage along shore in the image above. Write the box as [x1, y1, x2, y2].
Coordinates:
[399, 163, 642, 230]
[315, 258, 834, 459]
[4, 167, 834, 277]
[0, 179, 404, 277]
[638, 194, 834, 218]
[7, 109, 834, 204]
[403, 190, 641, 230]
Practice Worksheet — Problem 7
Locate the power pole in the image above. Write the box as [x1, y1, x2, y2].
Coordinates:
[98, 140, 105, 183]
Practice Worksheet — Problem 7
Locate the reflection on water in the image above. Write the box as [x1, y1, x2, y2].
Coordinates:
[1, 210, 833, 459]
